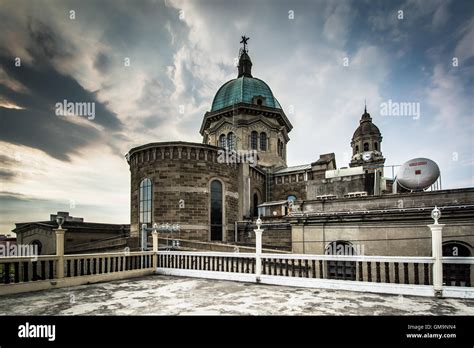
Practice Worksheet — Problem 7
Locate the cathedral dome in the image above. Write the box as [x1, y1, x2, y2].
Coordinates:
[211, 36, 281, 113]
[211, 76, 281, 112]
[352, 109, 381, 140]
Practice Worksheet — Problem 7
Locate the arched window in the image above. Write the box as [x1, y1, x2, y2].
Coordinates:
[253, 192, 259, 217]
[227, 132, 235, 151]
[260, 132, 267, 151]
[355, 145, 359, 153]
[250, 131, 258, 150]
[325, 241, 356, 280]
[31, 240, 42, 255]
[363, 142, 369, 151]
[443, 242, 471, 286]
[139, 178, 152, 226]
[374, 142, 378, 151]
[210, 180, 223, 241]
[287, 195, 297, 202]
[257, 98, 263, 106]
[219, 134, 226, 148]
[277, 139, 281, 155]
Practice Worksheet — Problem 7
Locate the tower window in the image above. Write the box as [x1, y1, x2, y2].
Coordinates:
[210, 180, 223, 241]
[253, 192, 259, 217]
[355, 145, 359, 153]
[31, 240, 42, 255]
[139, 178, 152, 226]
[219, 134, 226, 148]
[374, 142, 378, 151]
[250, 131, 258, 150]
[364, 143, 369, 151]
[257, 99, 263, 106]
[260, 132, 267, 151]
[227, 132, 235, 150]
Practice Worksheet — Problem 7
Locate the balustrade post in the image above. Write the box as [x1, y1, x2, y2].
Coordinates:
[429, 206, 444, 297]
[54, 228, 66, 279]
[152, 231, 159, 270]
[254, 218, 264, 282]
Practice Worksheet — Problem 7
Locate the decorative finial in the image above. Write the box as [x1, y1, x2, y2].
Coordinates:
[56, 216, 65, 229]
[240, 35, 249, 52]
[431, 206, 441, 224]
[256, 216, 262, 230]
[364, 99, 367, 114]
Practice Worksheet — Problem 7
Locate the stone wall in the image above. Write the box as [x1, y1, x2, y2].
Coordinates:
[17, 227, 55, 255]
[301, 188, 474, 213]
[306, 175, 367, 198]
[17, 226, 125, 255]
[249, 166, 266, 216]
[272, 179, 307, 201]
[129, 142, 240, 241]
[288, 188, 474, 256]
[236, 221, 292, 250]
[271, 173, 370, 202]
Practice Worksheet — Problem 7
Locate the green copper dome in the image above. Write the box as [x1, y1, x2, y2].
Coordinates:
[211, 76, 282, 112]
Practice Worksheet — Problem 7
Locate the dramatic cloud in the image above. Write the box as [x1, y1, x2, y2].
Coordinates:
[0, 18, 123, 161]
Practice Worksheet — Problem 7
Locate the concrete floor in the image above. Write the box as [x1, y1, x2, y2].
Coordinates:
[0, 275, 473, 315]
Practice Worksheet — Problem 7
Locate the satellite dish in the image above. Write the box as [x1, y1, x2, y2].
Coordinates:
[396, 158, 440, 191]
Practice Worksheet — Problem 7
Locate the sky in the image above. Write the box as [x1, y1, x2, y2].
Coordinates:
[0, 0, 473, 234]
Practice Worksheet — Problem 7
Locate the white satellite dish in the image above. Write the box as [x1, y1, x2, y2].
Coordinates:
[396, 158, 440, 190]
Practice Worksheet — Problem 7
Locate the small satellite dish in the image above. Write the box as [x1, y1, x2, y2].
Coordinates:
[396, 158, 440, 190]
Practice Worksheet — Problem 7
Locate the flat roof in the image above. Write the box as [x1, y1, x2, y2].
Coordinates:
[274, 164, 311, 175]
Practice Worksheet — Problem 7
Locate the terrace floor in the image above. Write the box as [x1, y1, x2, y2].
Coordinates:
[0, 275, 473, 315]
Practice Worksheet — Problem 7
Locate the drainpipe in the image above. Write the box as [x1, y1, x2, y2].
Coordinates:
[235, 221, 238, 243]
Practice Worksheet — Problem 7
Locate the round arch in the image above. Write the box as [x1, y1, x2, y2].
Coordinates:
[252, 189, 262, 218]
[442, 241, 471, 286]
[325, 241, 357, 280]
[209, 178, 225, 242]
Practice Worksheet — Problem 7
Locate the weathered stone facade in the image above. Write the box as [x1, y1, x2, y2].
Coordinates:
[288, 188, 474, 257]
[129, 142, 240, 241]
[14, 215, 129, 255]
[236, 221, 291, 250]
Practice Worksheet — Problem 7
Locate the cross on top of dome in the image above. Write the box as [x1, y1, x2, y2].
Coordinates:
[238, 35, 252, 78]
[240, 35, 249, 52]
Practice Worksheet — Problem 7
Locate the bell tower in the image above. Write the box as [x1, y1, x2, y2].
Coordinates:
[350, 105, 385, 172]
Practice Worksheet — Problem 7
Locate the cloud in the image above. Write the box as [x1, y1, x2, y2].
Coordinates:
[455, 18, 474, 62]
[0, 19, 123, 161]
[322, 2, 353, 46]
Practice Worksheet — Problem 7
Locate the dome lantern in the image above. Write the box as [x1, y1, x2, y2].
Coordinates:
[238, 36, 252, 78]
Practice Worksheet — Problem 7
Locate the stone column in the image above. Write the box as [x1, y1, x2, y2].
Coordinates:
[429, 223, 444, 296]
[254, 218, 263, 282]
[152, 231, 158, 269]
[54, 228, 66, 279]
